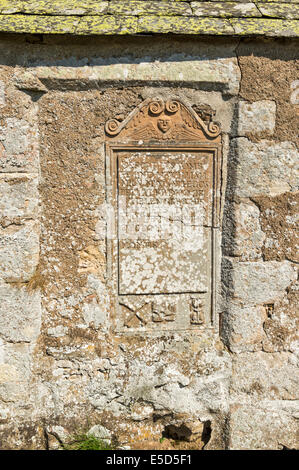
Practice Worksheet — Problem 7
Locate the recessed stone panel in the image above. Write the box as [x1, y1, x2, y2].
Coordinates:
[105, 98, 222, 331]
[117, 149, 213, 295]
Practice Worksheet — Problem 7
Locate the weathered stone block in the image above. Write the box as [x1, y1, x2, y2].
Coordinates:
[251, 192, 299, 263]
[231, 138, 298, 197]
[262, 279, 298, 353]
[238, 100, 276, 136]
[34, 56, 241, 96]
[76, 15, 137, 35]
[0, 341, 32, 403]
[221, 303, 266, 352]
[0, 14, 79, 34]
[0, 283, 41, 342]
[0, 117, 39, 173]
[224, 259, 297, 304]
[0, 221, 39, 282]
[0, 118, 31, 155]
[231, 352, 299, 400]
[229, 403, 299, 449]
[87, 424, 111, 445]
[21, 0, 109, 16]
[222, 201, 265, 260]
[0, 174, 39, 219]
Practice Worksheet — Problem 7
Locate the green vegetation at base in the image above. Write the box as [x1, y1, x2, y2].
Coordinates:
[63, 433, 115, 450]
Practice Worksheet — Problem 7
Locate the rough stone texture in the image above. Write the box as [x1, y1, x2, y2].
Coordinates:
[252, 193, 299, 263]
[231, 351, 299, 400]
[0, 341, 32, 403]
[237, 43, 299, 147]
[262, 279, 298, 353]
[87, 424, 112, 444]
[0, 174, 39, 219]
[0, 283, 41, 343]
[0, 114, 39, 173]
[109, 1, 193, 16]
[137, 15, 234, 34]
[229, 138, 298, 197]
[238, 99, 276, 137]
[221, 303, 266, 353]
[191, 2, 261, 17]
[0, 79, 5, 106]
[229, 403, 299, 450]
[222, 200, 265, 260]
[0, 35, 298, 451]
[0, 221, 39, 282]
[224, 259, 297, 304]
[230, 18, 299, 37]
[258, 3, 299, 20]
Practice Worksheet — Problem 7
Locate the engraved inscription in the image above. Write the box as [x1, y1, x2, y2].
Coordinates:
[117, 150, 213, 295]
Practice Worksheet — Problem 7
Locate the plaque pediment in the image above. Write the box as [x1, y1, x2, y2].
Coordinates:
[105, 98, 221, 142]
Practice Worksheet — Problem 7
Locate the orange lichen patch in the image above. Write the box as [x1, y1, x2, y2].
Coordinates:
[78, 245, 106, 276]
[252, 192, 299, 262]
[237, 46, 299, 147]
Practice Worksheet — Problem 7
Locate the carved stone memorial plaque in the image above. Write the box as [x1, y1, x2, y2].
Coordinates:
[105, 98, 221, 332]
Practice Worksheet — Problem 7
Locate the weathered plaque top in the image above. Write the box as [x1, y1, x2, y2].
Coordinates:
[105, 98, 221, 142]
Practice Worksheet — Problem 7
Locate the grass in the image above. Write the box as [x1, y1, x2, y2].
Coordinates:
[63, 433, 115, 451]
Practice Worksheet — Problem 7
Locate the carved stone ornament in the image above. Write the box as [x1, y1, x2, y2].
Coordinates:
[152, 301, 176, 323]
[105, 98, 221, 141]
[190, 297, 205, 325]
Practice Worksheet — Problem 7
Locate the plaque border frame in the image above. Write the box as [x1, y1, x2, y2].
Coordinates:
[105, 141, 222, 331]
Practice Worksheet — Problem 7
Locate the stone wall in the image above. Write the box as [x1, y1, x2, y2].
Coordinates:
[0, 34, 298, 450]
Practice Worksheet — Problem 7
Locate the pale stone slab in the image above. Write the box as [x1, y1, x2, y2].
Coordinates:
[0, 117, 39, 173]
[225, 260, 297, 304]
[231, 352, 299, 400]
[231, 138, 299, 197]
[0, 284, 41, 342]
[229, 404, 299, 450]
[0, 174, 39, 219]
[221, 303, 266, 352]
[238, 100, 276, 136]
[0, 342, 32, 403]
[0, 221, 39, 282]
[223, 201, 265, 260]
[0, 118, 31, 155]
[34, 54, 241, 95]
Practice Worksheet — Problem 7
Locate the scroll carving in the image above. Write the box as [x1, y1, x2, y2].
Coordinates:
[105, 98, 221, 141]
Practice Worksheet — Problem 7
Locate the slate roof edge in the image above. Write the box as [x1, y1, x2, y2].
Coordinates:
[0, 1, 297, 38]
